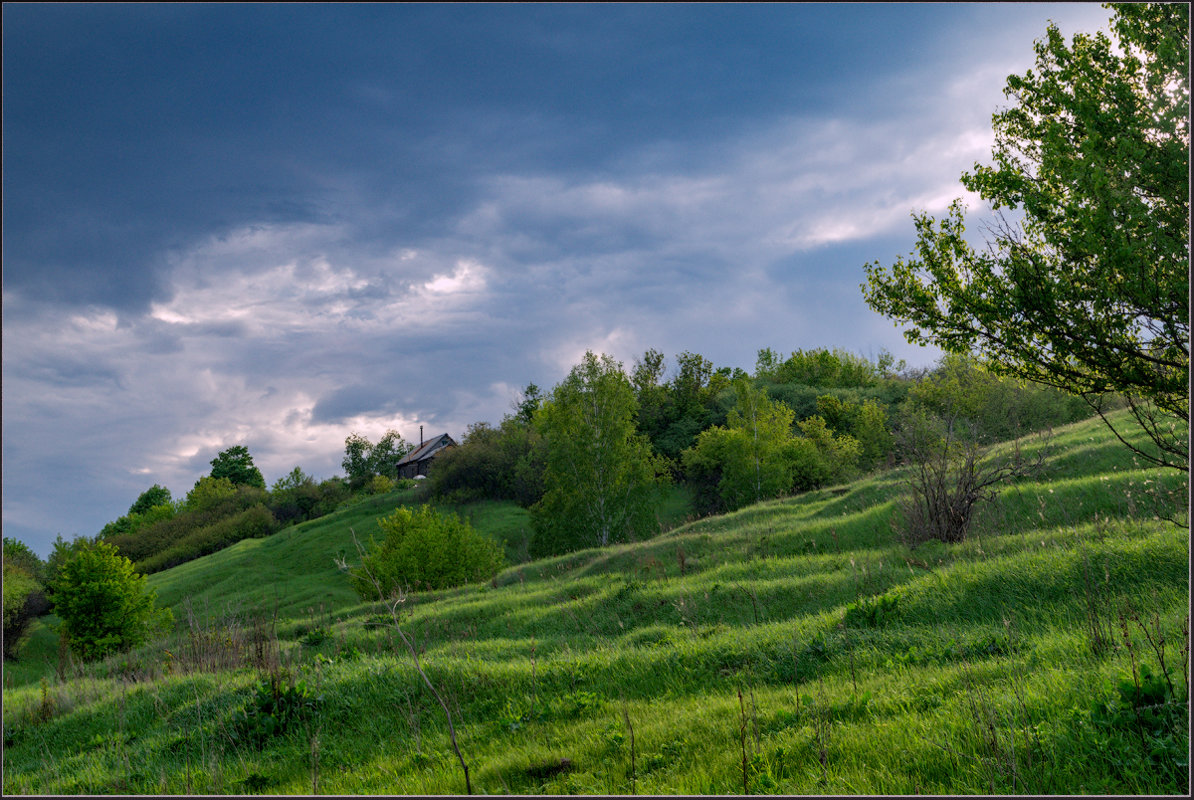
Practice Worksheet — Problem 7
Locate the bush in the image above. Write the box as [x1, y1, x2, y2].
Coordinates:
[893, 408, 1046, 545]
[348, 505, 504, 598]
[3, 563, 49, 660]
[368, 474, 395, 495]
[232, 669, 320, 748]
[106, 484, 271, 566]
[789, 415, 862, 491]
[428, 419, 545, 507]
[48, 540, 171, 662]
[136, 504, 278, 573]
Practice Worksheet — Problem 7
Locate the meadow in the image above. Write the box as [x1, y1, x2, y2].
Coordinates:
[2, 410, 1188, 795]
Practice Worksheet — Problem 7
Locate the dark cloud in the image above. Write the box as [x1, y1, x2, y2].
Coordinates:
[2, 3, 1114, 556]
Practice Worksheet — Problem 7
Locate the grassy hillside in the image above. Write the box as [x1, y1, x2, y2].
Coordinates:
[3, 411, 1188, 794]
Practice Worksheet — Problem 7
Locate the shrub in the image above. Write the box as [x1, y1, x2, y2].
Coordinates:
[48, 540, 171, 662]
[368, 474, 395, 495]
[348, 505, 504, 598]
[893, 408, 1047, 545]
[136, 504, 278, 573]
[789, 415, 862, 491]
[3, 563, 49, 659]
[232, 669, 320, 747]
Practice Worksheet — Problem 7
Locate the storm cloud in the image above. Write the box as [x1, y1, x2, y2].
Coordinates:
[3, 3, 1112, 555]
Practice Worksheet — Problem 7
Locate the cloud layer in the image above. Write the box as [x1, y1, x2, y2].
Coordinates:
[2, 3, 1112, 555]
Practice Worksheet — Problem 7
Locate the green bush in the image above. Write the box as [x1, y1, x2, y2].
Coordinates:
[48, 540, 170, 662]
[136, 504, 278, 573]
[106, 485, 271, 566]
[3, 562, 49, 660]
[348, 505, 504, 598]
[232, 670, 320, 747]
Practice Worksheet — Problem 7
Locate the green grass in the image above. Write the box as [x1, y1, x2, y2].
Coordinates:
[3, 410, 1188, 794]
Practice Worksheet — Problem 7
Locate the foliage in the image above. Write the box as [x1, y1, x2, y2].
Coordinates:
[347, 505, 504, 597]
[910, 353, 1095, 443]
[428, 418, 545, 507]
[682, 382, 796, 514]
[268, 467, 323, 525]
[342, 430, 412, 489]
[232, 670, 320, 748]
[754, 347, 880, 388]
[862, 3, 1189, 471]
[370, 430, 413, 480]
[630, 348, 737, 463]
[530, 352, 669, 557]
[4, 537, 45, 583]
[183, 475, 239, 513]
[3, 563, 49, 660]
[108, 483, 271, 566]
[368, 474, 395, 495]
[815, 394, 893, 471]
[789, 415, 862, 492]
[135, 504, 278, 574]
[128, 485, 172, 516]
[3, 540, 50, 659]
[47, 539, 170, 662]
[209, 445, 266, 489]
[98, 502, 176, 542]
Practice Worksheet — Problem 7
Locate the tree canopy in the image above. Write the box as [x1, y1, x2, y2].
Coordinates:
[862, 2, 1189, 471]
[48, 539, 169, 661]
[531, 351, 667, 557]
[209, 445, 267, 488]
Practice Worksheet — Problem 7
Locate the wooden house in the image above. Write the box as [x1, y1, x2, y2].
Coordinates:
[396, 431, 456, 479]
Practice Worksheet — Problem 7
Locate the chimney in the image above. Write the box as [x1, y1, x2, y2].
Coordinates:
[419, 425, 423, 447]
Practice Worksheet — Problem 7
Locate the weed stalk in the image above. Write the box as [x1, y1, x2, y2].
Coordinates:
[622, 704, 636, 795]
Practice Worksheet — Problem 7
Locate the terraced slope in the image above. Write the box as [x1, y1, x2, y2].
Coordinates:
[3, 411, 1187, 795]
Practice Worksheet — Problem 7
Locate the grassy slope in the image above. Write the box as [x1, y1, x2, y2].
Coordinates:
[2, 411, 1188, 795]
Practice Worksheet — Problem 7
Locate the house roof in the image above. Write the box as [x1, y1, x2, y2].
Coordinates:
[395, 433, 455, 466]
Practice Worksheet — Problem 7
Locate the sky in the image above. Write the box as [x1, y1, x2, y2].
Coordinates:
[3, 3, 1113, 557]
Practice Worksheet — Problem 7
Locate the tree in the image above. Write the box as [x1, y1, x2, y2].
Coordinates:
[183, 475, 238, 512]
[342, 432, 375, 490]
[531, 351, 668, 557]
[128, 484, 172, 516]
[341, 430, 412, 488]
[862, 3, 1188, 471]
[891, 407, 1047, 546]
[48, 539, 170, 661]
[370, 430, 412, 480]
[683, 381, 796, 513]
[209, 445, 267, 488]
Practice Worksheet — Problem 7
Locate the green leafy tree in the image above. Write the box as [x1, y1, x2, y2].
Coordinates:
[342, 433, 375, 490]
[128, 484, 172, 516]
[370, 430, 412, 480]
[531, 351, 668, 557]
[683, 381, 796, 513]
[209, 445, 267, 488]
[184, 475, 238, 512]
[816, 395, 893, 471]
[341, 430, 412, 488]
[48, 539, 171, 661]
[347, 505, 504, 597]
[862, 3, 1189, 471]
[789, 415, 862, 492]
[514, 382, 544, 425]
